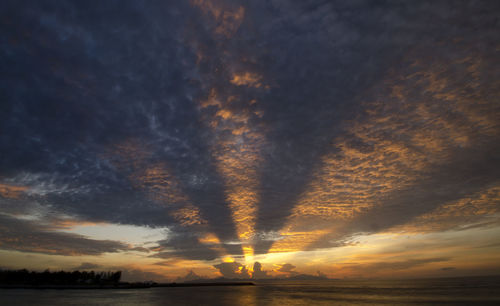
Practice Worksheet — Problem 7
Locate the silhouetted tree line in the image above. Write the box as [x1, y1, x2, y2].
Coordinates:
[0, 269, 121, 285]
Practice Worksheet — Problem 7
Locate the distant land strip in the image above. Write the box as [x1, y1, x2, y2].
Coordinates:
[0, 282, 256, 289]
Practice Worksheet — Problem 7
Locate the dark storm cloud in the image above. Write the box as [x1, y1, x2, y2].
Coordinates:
[1, 0, 499, 262]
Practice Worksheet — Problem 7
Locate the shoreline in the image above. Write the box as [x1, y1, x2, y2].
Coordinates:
[0, 282, 256, 290]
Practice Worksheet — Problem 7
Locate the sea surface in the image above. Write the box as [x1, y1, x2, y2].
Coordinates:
[2, 276, 500, 305]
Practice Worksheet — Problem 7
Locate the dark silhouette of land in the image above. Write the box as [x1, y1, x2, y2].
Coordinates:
[0, 269, 122, 289]
[0, 269, 255, 289]
[157, 282, 255, 287]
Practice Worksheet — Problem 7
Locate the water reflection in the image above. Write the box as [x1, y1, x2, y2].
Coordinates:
[2, 278, 500, 306]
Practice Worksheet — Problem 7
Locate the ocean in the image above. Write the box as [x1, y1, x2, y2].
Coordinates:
[2, 277, 500, 305]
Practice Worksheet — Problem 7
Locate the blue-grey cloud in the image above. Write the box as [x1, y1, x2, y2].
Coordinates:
[0, 214, 133, 256]
[0, 0, 499, 262]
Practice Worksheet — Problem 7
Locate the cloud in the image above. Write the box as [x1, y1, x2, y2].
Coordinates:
[213, 261, 250, 279]
[119, 269, 168, 283]
[441, 267, 456, 271]
[252, 261, 269, 279]
[153, 232, 223, 261]
[0, 214, 132, 256]
[0, 183, 28, 199]
[0, 0, 498, 272]
[345, 258, 451, 274]
[392, 186, 500, 233]
[175, 270, 203, 282]
[73, 262, 101, 270]
[191, 0, 245, 38]
[266, 36, 500, 254]
[274, 263, 298, 275]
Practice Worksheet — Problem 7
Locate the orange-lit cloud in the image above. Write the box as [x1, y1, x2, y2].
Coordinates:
[190, 0, 245, 38]
[191, 0, 269, 260]
[230, 72, 263, 88]
[269, 229, 331, 253]
[189, 0, 269, 262]
[3, 0, 500, 282]
[130, 162, 190, 206]
[198, 232, 221, 245]
[107, 139, 228, 259]
[109, 140, 193, 213]
[48, 219, 101, 230]
[200, 88, 265, 261]
[0, 183, 28, 199]
[171, 204, 206, 226]
[393, 185, 500, 233]
[269, 42, 500, 255]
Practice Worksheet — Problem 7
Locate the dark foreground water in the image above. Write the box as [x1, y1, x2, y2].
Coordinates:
[2, 277, 500, 305]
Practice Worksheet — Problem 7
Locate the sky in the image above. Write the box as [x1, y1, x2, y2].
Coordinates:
[0, 0, 499, 282]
